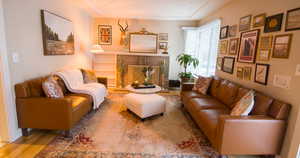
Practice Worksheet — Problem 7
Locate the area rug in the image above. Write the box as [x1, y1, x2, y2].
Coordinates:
[35, 93, 219, 158]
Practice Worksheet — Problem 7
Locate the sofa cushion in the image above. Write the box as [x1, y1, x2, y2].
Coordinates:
[190, 98, 227, 110]
[193, 76, 213, 95]
[181, 91, 211, 105]
[197, 109, 230, 141]
[231, 90, 255, 116]
[217, 80, 239, 108]
[268, 100, 291, 120]
[28, 77, 47, 97]
[209, 77, 222, 98]
[81, 69, 97, 83]
[251, 93, 274, 115]
[65, 94, 92, 124]
[234, 87, 250, 104]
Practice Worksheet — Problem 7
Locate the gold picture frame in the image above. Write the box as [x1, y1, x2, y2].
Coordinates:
[272, 34, 293, 59]
[253, 13, 266, 28]
[257, 50, 271, 61]
[243, 66, 252, 80]
[237, 67, 244, 79]
[259, 35, 273, 50]
[229, 38, 239, 55]
[219, 40, 228, 55]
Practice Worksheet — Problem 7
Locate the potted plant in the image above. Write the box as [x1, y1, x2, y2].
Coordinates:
[176, 53, 199, 82]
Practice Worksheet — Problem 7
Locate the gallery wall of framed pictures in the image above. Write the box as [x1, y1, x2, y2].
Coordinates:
[217, 7, 300, 86]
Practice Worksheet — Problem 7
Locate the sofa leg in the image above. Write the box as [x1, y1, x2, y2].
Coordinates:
[263, 155, 275, 158]
[22, 128, 29, 137]
[63, 130, 72, 138]
[218, 155, 228, 158]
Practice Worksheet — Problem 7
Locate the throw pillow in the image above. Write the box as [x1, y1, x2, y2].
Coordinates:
[81, 69, 97, 83]
[42, 76, 64, 98]
[193, 76, 213, 95]
[231, 90, 255, 116]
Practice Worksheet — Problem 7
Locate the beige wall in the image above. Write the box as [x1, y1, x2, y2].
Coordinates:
[2, 0, 93, 140]
[198, 0, 300, 158]
[92, 18, 197, 79]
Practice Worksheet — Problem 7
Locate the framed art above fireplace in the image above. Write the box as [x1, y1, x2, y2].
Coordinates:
[129, 32, 158, 54]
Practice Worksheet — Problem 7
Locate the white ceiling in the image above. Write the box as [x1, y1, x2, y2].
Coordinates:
[74, 0, 233, 20]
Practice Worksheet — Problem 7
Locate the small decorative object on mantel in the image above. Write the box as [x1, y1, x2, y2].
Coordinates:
[222, 57, 235, 74]
[98, 25, 112, 45]
[285, 7, 300, 31]
[118, 19, 129, 46]
[229, 38, 239, 55]
[220, 26, 229, 39]
[239, 15, 252, 32]
[255, 63, 270, 85]
[272, 34, 293, 59]
[253, 13, 266, 28]
[264, 13, 284, 33]
[142, 66, 155, 86]
[237, 29, 260, 63]
[228, 25, 237, 37]
[176, 53, 199, 82]
[159, 42, 168, 50]
[159, 33, 168, 41]
[41, 10, 75, 55]
[219, 40, 228, 55]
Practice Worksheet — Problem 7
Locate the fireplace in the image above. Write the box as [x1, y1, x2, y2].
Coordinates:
[116, 54, 169, 89]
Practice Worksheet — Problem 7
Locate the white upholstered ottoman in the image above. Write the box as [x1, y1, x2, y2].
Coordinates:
[124, 93, 166, 120]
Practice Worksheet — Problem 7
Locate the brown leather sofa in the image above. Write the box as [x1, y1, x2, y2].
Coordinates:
[181, 76, 290, 156]
[15, 75, 107, 136]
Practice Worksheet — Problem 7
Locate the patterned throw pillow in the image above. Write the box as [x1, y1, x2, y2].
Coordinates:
[42, 76, 64, 98]
[231, 90, 255, 116]
[81, 69, 97, 83]
[193, 76, 213, 95]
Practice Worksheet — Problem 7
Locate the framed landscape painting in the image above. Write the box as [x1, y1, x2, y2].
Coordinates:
[237, 29, 260, 63]
[228, 25, 238, 37]
[41, 10, 74, 55]
[253, 13, 266, 28]
[272, 34, 293, 59]
[239, 15, 252, 32]
[286, 8, 300, 31]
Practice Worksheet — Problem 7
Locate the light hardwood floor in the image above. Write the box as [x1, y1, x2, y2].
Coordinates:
[0, 130, 57, 158]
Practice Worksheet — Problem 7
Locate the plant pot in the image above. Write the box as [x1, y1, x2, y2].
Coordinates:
[180, 77, 191, 83]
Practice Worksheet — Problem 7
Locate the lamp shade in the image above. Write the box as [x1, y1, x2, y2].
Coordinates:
[90, 44, 104, 53]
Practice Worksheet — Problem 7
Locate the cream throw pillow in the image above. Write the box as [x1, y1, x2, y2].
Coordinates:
[193, 76, 213, 95]
[42, 76, 64, 99]
[231, 90, 255, 116]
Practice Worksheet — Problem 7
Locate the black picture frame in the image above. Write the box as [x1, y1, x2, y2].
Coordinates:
[222, 57, 235, 74]
[220, 26, 229, 39]
[285, 7, 300, 31]
[264, 13, 284, 33]
[254, 64, 270, 85]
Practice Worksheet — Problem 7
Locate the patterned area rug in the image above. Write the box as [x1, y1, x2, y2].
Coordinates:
[35, 93, 219, 158]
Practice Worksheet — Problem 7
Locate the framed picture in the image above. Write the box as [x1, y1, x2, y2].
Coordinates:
[257, 50, 271, 61]
[259, 35, 273, 50]
[220, 26, 229, 39]
[219, 40, 228, 55]
[159, 33, 168, 41]
[228, 25, 238, 37]
[239, 15, 252, 32]
[222, 57, 235, 74]
[229, 38, 239, 55]
[255, 64, 270, 85]
[272, 34, 293, 59]
[237, 67, 244, 79]
[98, 25, 112, 45]
[286, 8, 300, 31]
[253, 13, 266, 28]
[216, 57, 223, 70]
[243, 66, 252, 80]
[41, 10, 74, 55]
[159, 42, 168, 49]
[264, 13, 284, 33]
[237, 29, 260, 63]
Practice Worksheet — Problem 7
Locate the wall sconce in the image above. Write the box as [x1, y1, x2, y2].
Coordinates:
[90, 44, 104, 53]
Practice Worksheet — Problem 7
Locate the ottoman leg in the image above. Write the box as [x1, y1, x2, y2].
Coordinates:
[160, 113, 164, 116]
[141, 118, 145, 122]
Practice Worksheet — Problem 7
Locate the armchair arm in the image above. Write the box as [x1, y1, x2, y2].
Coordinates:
[97, 77, 108, 87]
[16, 97, 73, 130]
[216, 115, 286, 155]
[181, 82, 194, 91]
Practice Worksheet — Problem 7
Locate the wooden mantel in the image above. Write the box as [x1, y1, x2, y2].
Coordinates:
[92, 51, 169, 88]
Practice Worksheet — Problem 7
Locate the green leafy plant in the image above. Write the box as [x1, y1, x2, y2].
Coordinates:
[176, 53, 199, 80]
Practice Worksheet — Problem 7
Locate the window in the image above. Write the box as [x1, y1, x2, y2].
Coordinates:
[183, 19, 221, 77]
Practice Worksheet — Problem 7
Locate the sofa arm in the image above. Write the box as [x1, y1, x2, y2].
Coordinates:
[216, 115, 286, 155]
[16, 97, 73, 130]
[97, 77, 108, 87]
[181, 82, 194, 91]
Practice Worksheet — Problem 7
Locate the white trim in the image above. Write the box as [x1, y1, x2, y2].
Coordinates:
[0, 0, 22, 142]
[297, 144, 300, 158]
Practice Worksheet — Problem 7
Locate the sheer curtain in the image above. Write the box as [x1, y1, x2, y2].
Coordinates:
[183, 19, 221, 77]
